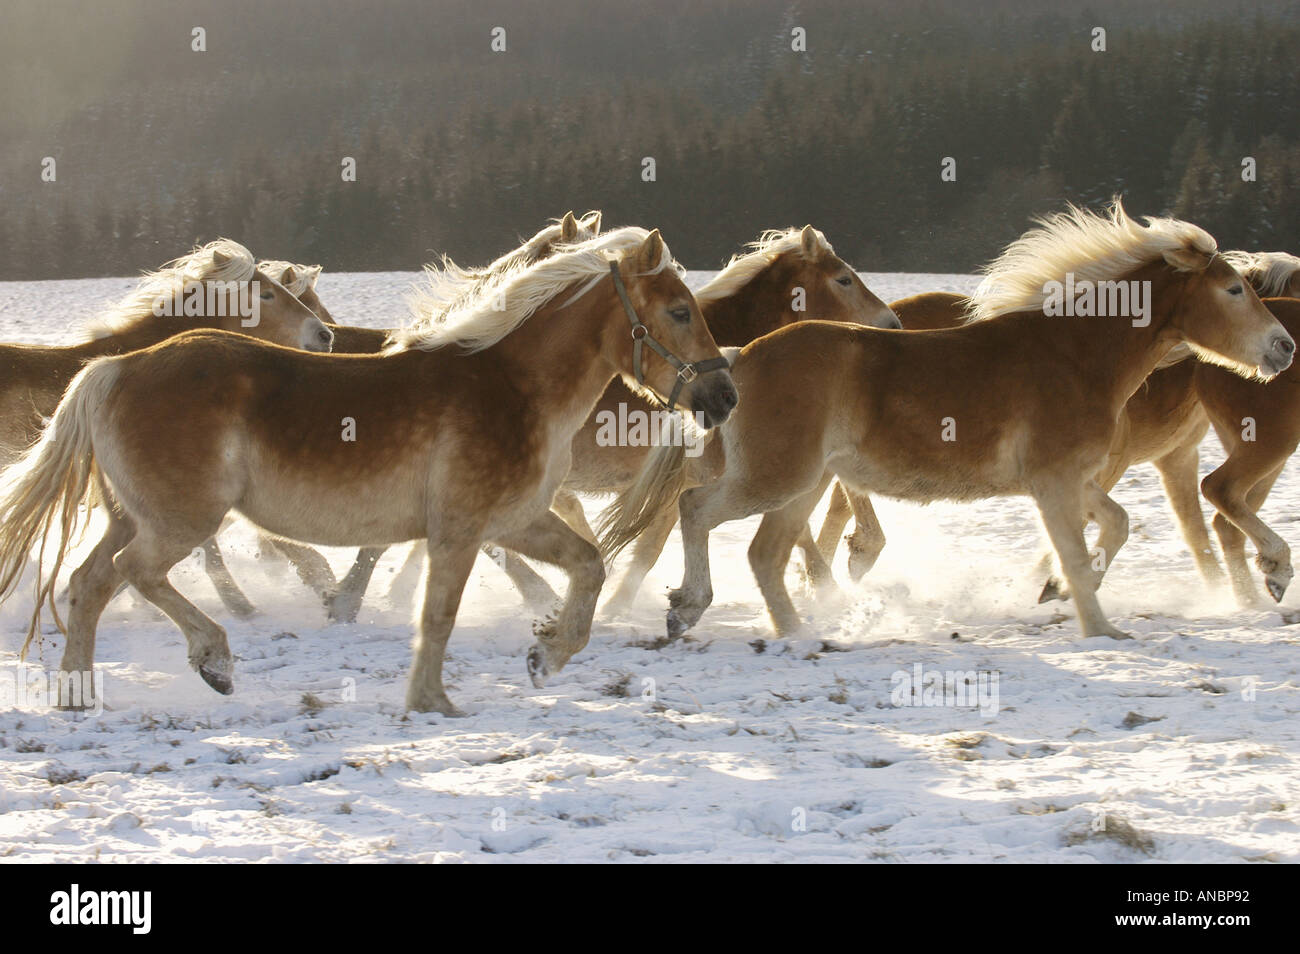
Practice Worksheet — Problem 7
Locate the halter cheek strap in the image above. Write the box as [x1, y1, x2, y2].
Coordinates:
[608, 261, 730, 413]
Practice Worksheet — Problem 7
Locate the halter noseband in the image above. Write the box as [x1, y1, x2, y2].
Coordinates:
[608, 260, 729, 413]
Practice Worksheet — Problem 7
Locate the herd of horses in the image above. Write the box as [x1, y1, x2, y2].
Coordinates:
[1, 200, 1299, 715]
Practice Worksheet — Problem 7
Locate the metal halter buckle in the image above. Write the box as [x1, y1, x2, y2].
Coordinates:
[676, 364, 698, 383]
[630, 324, 647, 340]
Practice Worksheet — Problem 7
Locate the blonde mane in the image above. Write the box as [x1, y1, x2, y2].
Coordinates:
[406, 211, 602, 329]
[256, 260, 322, 298]
[967, 199, 1218, 322]
[1222, 250, 1300, 297]
[695, 227, 834, 305]
[387, 226, 674, 354]
[87, 239, 257, 339]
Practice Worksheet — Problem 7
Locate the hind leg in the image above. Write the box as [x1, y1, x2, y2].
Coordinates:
[115, 525, 236, 695]
[552, 490, 597, 544]
[263, 534, 338, 601]
[325, 547, 388, 623]
[1083, 480, 1129, 590]
[200, 537, 258, 619]
[814, 481, 855, 562]
[1154, 439, 1225, 586]
[843, 488, 886, 581]
[488, 511, 606, 687]
[406, 534, 481, 716]
[1034, 479, 1127, 639]
[58, 507, 135, 709]
[1204, 459, 1289, 605]
[749, 476, 833, 636]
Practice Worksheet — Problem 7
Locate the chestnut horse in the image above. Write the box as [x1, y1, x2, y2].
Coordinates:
[601, 202, 1293, 641]
[0, 240, 333, 465]
[0, 227, 736, 715]
[316, 210, 604, 622]
[1197, 297, 1300, 606]
[815, 250, 1300, 599]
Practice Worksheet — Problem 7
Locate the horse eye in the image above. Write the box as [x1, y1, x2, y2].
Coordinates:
[836, 275, 853, 286]
[261, 290, 275, 301]
[1228, 285, 1243, 296]
[670, 307, 691, 323]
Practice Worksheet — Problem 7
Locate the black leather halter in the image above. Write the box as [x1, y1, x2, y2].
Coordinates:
[608, 260, 729, 413]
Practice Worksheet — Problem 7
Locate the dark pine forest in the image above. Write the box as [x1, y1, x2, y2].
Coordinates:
[2, 0, 1298, 279]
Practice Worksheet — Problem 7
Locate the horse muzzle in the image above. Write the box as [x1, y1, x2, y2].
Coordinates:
[690, 372, 739, 429]
[1262, 332, 1295, 376]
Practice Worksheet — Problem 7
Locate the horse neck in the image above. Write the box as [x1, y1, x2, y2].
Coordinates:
[698, 263, 790, 346]
[487, 284, 625, 434]
[1044, 261, 1184, 406]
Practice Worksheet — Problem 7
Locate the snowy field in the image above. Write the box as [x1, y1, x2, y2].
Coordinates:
[0, 270, 1298, 863]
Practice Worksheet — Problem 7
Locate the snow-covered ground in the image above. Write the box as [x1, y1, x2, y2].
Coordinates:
[0, 271, 1297, 863]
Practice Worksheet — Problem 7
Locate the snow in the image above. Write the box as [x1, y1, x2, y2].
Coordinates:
[0, 271, 1297, 863]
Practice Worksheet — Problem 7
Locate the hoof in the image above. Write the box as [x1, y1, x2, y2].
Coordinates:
[526, 646, 549, 688]
[406, 695, 465, 717]
[198, 663, 234, 695]
[1266, 576, 1289, 603]
[324, 594, 361, 625]
[1085, 626, 1132, 641]
[666, 609, 690, 640]
[1038, 578, 1069, 604]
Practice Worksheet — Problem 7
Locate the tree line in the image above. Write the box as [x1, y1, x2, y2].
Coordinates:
[1, 0, 1297, 280]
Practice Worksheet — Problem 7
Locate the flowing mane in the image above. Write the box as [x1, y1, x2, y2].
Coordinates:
[406, 211, 602, 329]
[256, 260, 322, 297]
[387, 226, 675, 354]
[86, 239, 257, 340]
[966, 199, 1218, 322]
[1222, 250, 1300, 297]
[695, 227, 834, 305]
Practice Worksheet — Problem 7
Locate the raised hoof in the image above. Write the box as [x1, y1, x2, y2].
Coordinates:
[198, 664, 235, 695]
[1037, 578, 1069, 604]
[226, 598, 258, 621]
[526, 646, 549, 688]
[1266, 576, 1289, 603]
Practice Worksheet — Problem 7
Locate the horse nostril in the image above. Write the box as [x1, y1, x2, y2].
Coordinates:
[1277, 336, 1295, 357]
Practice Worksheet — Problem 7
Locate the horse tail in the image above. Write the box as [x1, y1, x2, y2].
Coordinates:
[0, 356, 121, 655]
[597, 429, 694, 563]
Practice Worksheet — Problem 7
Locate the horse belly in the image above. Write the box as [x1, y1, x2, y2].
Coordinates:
[237, 470, 428, 546]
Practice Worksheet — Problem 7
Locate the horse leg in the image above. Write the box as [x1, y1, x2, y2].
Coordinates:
[325, 546, 388, 623]
[668, 480, 751, 639]
[815, 481, 854, 560]
[1034, 480, 1127, 639]
[114, 525, 237, 695]
[483, 544, 561, 613]
[386, 543, 426, 602]
[200, 537, 258, 619]
[749, 477, 833, 636]
[602, 502, 678, 614]
[58, 507, 134, 709]
[406, 536, 481, 716]
[552, 490, 597, 544]
[843, 488, 886, 581]
[1083, 480, 1129, 589]
[264, 534, 338, 601]
[1153, 439, 1225, 586]
[795, 523, 837, 592]
[1204, 458, 1290, 604]
[489, 511, 605, 688]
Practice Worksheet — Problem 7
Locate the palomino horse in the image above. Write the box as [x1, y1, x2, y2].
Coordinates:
[195, 213, 603, 623]
[0, 240, 333, 466]
[496, 225, 897, 614]
[312, 210, 604, 622]
[815, 250, 1300, 599]
[1198, 296, 1300, 606]
[600, 201, 1294, 641]
[0, 227, 736, 715]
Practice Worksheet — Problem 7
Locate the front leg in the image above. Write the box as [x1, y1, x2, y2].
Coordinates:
[1034, 480, 1128, 639]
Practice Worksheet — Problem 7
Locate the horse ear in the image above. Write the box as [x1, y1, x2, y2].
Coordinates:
[582, 210, 602, 233]
[635, 229, 664, 271]
[560, 211, 579, 243]
[800, 225, 822, 261]
[308, 265, 323, 287]
[281, 265, 297, 287]
[1163, 247, 1213, 272]
[212, 249, 232, 267]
